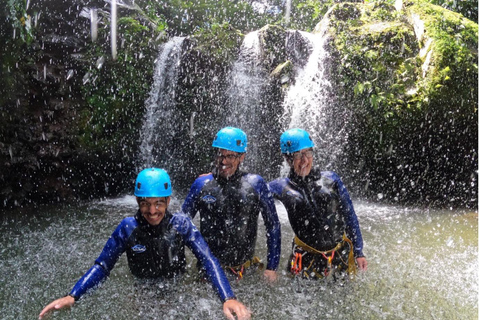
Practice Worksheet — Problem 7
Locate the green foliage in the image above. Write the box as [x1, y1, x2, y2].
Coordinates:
[426, 0, 477, 22]
[192, 22, 243, 65]
[289, 0, 335, 31]
[0, 0, 36, 106]
[4, 0, 34, 43]
[136, 0, 275, 35]
[77, 14, 164, 154]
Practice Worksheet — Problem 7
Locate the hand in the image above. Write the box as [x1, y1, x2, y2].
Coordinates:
[263, 269, 277, 282]
[39, 295, 75, 319]
[356, 257, 368, 271]
[223, 299, 251, 320]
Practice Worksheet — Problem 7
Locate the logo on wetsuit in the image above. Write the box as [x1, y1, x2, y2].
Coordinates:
[202, 195, 217, 203]
[132, 244, 146, 253]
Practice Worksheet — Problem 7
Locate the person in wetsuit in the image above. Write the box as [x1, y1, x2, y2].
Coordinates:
[39, 168, 251, 320]
[268, 128, 367, 279]
[182, 127, 281, 282]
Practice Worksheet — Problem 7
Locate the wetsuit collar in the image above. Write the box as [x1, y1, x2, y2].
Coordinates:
[288, 167, 321, 186]
[135, 209, 171, 236]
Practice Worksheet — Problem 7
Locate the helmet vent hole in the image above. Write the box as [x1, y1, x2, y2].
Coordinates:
[164, 183, 168, 190]
[137, 182, 141, 190]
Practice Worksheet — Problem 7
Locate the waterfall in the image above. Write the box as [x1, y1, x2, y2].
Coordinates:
[285, 0, 292, 25]
[138, 37, 185, 169]
[224, 31, 271, 175]
[281, 19, 345, 172]
[90, 8, 98, 42]
[111, 0, 117, 60]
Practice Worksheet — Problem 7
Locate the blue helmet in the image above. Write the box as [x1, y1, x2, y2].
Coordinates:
[134, 168, 172, 197]
[280, 128, 315, 154]
[212, 127, 247, 153]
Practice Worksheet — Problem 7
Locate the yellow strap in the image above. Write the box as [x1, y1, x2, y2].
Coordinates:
[226, 256, 263, 272]
[342, 236, 357, 276]
[293, 236, 343, 255]
[294, 234, 357, 276]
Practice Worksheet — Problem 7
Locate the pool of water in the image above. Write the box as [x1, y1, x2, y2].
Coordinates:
[0, 197, 477, 319]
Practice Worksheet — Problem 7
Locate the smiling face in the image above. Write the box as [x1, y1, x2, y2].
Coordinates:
[215, 148, 245, 179]
[287, 148, 314, 178]
[137, 197, 170, 226]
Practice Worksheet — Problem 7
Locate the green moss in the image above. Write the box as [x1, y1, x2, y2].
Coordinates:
[192, 23, 243, 66]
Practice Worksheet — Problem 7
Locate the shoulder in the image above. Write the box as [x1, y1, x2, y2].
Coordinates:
[191, 173, 214, 188]
[114, 216, 138, 239]
[243, 173, 266, 185]
[320, 170, 342, 182]
[243, 173, 270, 193]
[320, 171, 349, 192]
[268, 178, 290, 194]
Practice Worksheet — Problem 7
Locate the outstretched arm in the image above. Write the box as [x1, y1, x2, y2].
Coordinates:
[38, 218, 133, 318]
[171, 213, 251, 319]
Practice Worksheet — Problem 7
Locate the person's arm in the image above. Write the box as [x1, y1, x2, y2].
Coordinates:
[39, 218, 134, 318]
[250, 175, 281, 276]
[328, 172, 367, 270]
[170, 213, 251, 319]
[181, 175, 212, 219]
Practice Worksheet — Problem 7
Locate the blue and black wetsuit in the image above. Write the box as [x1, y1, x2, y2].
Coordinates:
[182, 170, 281, 272]
[69, 211, 235, 302]
[269, 168, 364, 277]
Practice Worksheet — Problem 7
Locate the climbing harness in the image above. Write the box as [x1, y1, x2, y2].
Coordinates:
[290, 234, 357, 279]
[226, 256, 264, 281]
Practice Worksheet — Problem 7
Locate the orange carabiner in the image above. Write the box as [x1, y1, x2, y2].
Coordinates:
[321, 250, 335, 276]
[291, 252, 303, 274]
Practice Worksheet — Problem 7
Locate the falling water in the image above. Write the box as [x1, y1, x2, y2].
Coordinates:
[284, 0, 292, 25]
[90, 8, 98, 42]
[138, 37, 185, 168]
[225, 31, 263, 128]
[281, 19, 346, 172]
[224, 31, 270, 174]
[111, 0, 117, 60]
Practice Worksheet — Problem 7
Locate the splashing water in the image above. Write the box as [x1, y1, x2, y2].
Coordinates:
[1, 199, 476, 319]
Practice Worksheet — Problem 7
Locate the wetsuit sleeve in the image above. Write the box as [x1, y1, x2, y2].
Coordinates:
[170, 213, 236, 302]
[182, 175, 211, 219]
[69, 218, 135, 299]
[331, 173, 365, 257]
[252, 175, 281, 271]
[267, 179, 284, 199]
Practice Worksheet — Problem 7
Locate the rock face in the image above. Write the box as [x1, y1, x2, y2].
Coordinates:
[322, 2, 478, 207]
[0, 0, 477, 209]
[1, 0, 162, 207]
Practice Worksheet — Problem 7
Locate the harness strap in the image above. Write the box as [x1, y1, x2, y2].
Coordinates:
[225, 256, 264, 280]
[293, 234, 357, 276]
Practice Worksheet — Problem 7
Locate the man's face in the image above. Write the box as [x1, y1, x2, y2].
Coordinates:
[288, 148, 314, 178]
[137, 197, 170, 226]
[215, 148, 245, 179]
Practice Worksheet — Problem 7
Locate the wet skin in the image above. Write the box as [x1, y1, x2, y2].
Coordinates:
[138, 197, 170, 225]
[215, 149, 245, 179]
[288, 148, 314, 177]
